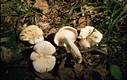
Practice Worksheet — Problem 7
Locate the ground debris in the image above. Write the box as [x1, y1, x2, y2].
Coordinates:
[94, 65, 108, 80]
[0, 46, 14, 63]
[35, 72, 55, 80]
[34, 0, 50, 14]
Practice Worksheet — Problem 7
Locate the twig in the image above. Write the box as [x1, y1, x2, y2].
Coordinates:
[80, 47, 108, 55]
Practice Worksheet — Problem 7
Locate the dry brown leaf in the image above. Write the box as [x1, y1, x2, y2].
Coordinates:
[34, 0, 49, 14]
[4, 16, 11, 23]
[72, 19, 77, 27]
[77, 17, 87, 31]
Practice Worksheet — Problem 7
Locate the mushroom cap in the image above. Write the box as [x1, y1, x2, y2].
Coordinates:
[90, 29, 103, 43]
[54, 26, 77, 47]
[30, 51, 40, 61]
[19, 25, 44, 44]
[33, 41, 56, 56]
[32, 55, 56, 73]
[78, 26, 103, 48]
[78, 26, 94, 39]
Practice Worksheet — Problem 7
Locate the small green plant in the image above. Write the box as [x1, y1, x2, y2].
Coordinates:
[110, 64, 123, 80]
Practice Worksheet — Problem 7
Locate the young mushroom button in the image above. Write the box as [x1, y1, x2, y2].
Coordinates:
[19, 25, 44, 44]
[54, 26, 82, 63]
[78, 26, 103, 49]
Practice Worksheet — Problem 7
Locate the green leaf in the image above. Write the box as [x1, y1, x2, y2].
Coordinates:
[110, 64, 122, 80]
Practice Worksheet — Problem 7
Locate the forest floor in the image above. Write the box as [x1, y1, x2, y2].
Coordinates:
[0, 0, 127, 80]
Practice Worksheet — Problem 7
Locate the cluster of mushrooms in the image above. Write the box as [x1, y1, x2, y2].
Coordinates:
[19, 25, 103, 73]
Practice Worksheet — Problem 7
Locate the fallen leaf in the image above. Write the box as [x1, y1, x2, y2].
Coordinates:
[77, 17, 87, 30]
[4, 16, 11, 23]
[34, 0, 49, 14]
[72, 19, 77, 27]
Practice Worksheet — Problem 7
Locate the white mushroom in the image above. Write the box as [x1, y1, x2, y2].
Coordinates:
[30, 51, 40, 61]
[78, 26, 103, 49]
[19, 25, 44, 44]
[31, 52, 56, 73]
[30, 41, 56, 73]
[33, 41, 56, 56]
[54, 26, 82, 63]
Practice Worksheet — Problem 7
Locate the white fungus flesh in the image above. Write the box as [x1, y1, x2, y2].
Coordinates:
[33, 41, 56, 56]
[54, 26, 82, 63]
[19, 25, 44, 44]
[30, 40, 56, 73]
[78, 26, 103, 49]
[32, 55, 56, 73]
[30, 51, 40, 61]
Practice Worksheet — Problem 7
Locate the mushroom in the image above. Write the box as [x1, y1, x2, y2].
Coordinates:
[33, 40, 56, 56]
[78, 26, 103, 49]
[19, 25, 44, 44]
[54, 26, 82, 63]
[30, 41, 56, 73]
[31, 52, 56, 73]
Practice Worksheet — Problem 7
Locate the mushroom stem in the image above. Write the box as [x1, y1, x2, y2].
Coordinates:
[64, 36, 82, 63]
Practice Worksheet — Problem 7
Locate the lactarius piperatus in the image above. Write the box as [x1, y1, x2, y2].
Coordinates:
[54, 26, 82, 63]
[19, 25, 44, 44]
[30, 41, 56, 73]
[78, 26, 103, 49]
